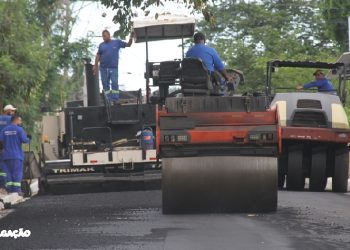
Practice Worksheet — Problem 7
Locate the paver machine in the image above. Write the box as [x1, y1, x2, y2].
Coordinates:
[40, 65, 159, 191]
[40, 14, 198, 191]
[268, 59, 350, 192]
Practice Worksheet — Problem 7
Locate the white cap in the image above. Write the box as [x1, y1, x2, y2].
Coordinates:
[3, 104, 16, 111]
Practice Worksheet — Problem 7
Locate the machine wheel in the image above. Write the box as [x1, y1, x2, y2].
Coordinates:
[332, 146, 349, 193]
[309, 146, 327, 191]
[21, 180, 32, 198]
[277, 155, 287, 189]
[286, 149, 305, 190]
[38, 178, 48, 195]
[162, 156, 277, 214]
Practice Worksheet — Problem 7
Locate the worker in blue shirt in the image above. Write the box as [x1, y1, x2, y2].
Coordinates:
[186, 32, 233, 83]
[93, 29, 135, 102]
[0, 104, 17, 194]
[0, 104, 16, 131]
[297, 69, 335, 93]
[0, 116, 30, 194]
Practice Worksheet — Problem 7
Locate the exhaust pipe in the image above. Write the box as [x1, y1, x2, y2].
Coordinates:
[84, 62, 100, 107]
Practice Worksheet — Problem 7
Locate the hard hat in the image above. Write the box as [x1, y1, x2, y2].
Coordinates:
[3, 104, 17, 111]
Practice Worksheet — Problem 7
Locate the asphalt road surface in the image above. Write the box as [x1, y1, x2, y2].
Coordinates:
[1, 185, 350, 250]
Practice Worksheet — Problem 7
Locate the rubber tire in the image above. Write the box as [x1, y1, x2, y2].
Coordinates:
[278, 155, 287, 189]
[38, 179, 47, 195]
[309, 146, 327, 192]
[287, 149, 305, 190]
[332, 146, 349, 193]
[21, 180, 32, 198]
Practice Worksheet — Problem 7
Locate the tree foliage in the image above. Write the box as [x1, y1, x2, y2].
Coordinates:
[0, 0, 93, 148]
[196, 0, 340, 90]
[0, 0, 48, 127]
[322, 0, 350, 52]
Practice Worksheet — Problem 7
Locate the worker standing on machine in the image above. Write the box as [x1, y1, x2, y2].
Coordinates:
[186, 32, 234, 84]
[0, 116, 30, 195]
[0, 104, 17, 194]
[93, 30, 135, 103]
[297, 69, 335, 93]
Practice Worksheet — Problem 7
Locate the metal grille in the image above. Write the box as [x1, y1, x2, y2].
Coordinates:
[292, 111, 327, 128]
[296, 99, 322, 109]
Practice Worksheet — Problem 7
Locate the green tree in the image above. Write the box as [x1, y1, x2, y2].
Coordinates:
[0, 0, 93, 150]
[0, 0, 48, 130]
[35, 1, 93, 111]
[196, 0, 340, 90]
[322, 0, 350, 52]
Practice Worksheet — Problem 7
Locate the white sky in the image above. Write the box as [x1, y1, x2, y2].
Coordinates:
[71, 1, 197, 91]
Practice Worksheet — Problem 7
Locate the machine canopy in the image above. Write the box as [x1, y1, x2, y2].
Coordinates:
[133, 14, 195, 43]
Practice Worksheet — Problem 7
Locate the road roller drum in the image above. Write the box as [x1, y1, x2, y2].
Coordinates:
[162, 156, 278, 214]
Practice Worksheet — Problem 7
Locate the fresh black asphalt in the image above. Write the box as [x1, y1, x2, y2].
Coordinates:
[1, 185, 350, 249]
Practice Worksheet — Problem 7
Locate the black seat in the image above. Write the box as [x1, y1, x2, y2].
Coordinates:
[151, 61, 181, 103]
[158, 61, 180, 85]
[180, 58, 215, 96]
[157, 61, 181, 99]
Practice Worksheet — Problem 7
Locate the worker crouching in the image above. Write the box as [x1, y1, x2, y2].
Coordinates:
[0, 116, 30, 195]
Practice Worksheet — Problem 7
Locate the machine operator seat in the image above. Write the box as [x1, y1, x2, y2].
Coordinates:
[158, 61, 181, 99]
[158, 61, 181, 85]
[180, 58, 219, 96]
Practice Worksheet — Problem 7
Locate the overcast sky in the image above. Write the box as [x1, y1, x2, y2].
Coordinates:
[71, 1, 196, 92]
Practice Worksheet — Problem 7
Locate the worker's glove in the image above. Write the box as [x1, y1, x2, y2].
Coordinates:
[27, 134, 32, 140]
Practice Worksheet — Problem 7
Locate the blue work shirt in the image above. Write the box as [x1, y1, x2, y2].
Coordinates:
[0, 124, 29, 161]
[0, 115, 11, 132]
[97, 39, 127, 68]
[0, 115, 11, 161]
[186, 44, 225, 72]
[303, 78, 335, 92]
